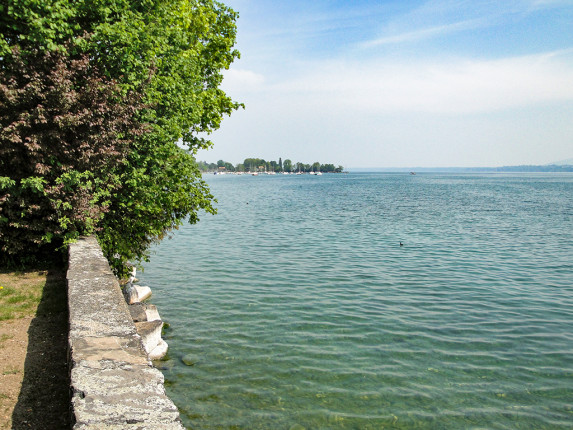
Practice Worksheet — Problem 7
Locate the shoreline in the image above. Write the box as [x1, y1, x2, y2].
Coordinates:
[67, 236, 183, 428]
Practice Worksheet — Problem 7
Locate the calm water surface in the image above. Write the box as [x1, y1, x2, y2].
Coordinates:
[141, 173, 573, 429]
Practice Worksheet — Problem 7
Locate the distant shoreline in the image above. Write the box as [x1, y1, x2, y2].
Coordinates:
[348, 165, 573, 173]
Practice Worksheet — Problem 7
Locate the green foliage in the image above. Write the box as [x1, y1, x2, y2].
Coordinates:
[1, 0, 241, 274]
[0, 46, 143, 266]
[90, 0, 242, 274]
[243, 158, 268, 172]
[98, 144, 217, 273]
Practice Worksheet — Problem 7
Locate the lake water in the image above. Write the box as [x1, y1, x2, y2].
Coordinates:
[140, 172, 573, 429]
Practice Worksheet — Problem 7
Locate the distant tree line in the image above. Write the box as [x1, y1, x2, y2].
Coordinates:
[197, 158, 344, 173]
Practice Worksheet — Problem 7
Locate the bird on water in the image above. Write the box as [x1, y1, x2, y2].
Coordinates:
[400, 242, 403, 246]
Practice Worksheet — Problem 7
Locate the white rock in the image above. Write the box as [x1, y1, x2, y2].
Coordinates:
[123, 284, 152, 304]
[133, 285, 152, 302]
[135, 320, 163, 356]
[145, 305, 161, 322]
[148, 338, 169, 360]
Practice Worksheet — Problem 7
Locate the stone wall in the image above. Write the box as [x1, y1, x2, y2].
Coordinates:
[67, 236, 184, 429]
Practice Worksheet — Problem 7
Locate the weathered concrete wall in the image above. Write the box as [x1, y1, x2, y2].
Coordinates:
[67, 236, 184, 429]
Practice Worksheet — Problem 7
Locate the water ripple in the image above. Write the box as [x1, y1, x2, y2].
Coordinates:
[143, 173, 573, 429]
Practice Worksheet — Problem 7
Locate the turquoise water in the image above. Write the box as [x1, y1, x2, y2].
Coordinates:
[141, 173, 573, 429]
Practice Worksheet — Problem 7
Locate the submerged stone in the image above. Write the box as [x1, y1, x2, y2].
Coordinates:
[181, 354, 200, 366]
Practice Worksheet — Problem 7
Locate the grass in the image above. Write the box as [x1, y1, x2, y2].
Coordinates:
[0, 334, 13, 343]
[2, 367, 20, 375]
[0, 271, 46, 321]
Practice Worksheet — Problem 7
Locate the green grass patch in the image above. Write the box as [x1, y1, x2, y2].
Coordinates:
[0, 334, 13, 343]
[0, 311, 15, 321]
[0, 272, 46, 321]
[2, 367, 20, 375]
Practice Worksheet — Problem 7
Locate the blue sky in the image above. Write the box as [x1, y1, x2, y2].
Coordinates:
[199, 0, 573, 168]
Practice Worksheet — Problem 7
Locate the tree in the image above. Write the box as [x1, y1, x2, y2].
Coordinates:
[197, 161, 217, 172]
[0, 46, 145, 265]
[283, 159, 292, 172]
[1, 0, 241, 273]
[243, 158, 265, 172]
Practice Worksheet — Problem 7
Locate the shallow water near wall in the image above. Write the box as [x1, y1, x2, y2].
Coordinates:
[141, 172, 573, 429]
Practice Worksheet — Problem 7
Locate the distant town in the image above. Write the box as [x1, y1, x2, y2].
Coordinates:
[197, 158, 345, 174]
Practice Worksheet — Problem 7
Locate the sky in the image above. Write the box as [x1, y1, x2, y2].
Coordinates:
[197, 0, 573, 168]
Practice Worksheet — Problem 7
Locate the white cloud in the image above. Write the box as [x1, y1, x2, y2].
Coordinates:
[222, 68, 265, 91]
[264, 50, 573, 115]
[361, 19, 487, 47]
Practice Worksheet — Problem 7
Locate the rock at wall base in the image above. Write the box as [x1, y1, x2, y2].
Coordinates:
[148, 339, 169, 361]
[124, 284, 152, 305]
[135, 320, 163, 358]
[128, 303, 148, 322]
[134, 285, 152, 302]
[144, 304, 161, 322]
[128, 303, 161, 322]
